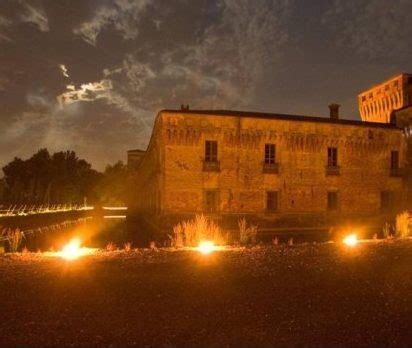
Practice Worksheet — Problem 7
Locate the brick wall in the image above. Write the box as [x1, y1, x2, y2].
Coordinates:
[131, 110, 407, 234]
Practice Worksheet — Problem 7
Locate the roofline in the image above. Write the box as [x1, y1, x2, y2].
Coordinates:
[394, 105, 412, 113]
[358, 72, 412, 96]
[160, 109, 400, 130]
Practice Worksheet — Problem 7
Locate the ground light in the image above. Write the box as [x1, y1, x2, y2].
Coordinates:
[54, 238, 96, 260]
[197, 241, 217, 255]
[343, 233, 358, 247]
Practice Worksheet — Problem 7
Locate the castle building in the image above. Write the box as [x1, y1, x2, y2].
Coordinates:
[129, 103, 407, 237]
[358, 73, 412, 123]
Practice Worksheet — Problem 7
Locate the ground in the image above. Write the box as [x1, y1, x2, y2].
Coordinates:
[0, 240, 411, 346]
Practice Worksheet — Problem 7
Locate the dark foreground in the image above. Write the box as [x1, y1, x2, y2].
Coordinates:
[0, 241, 411, 346]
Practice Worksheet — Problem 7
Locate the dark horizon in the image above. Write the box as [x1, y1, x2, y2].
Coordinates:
[1, 0, 411, 170]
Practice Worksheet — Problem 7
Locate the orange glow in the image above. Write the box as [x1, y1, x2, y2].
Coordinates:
[343, 234, 358, 247]
[197, 241, 217, 255]
[56, 238, 96, 260]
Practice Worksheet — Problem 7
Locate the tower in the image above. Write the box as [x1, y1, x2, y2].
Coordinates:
[358, 73, 412, 123]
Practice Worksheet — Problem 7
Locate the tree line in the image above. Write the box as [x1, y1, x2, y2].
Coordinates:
[0, 149, 131, 206]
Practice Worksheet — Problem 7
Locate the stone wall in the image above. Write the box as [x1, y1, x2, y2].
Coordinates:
[131, 110, 407, 235]
[128, 115, 164, 217]
[162, 112, 405, 214]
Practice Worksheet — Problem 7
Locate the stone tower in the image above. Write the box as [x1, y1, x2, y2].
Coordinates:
[358, 73, 412, 123]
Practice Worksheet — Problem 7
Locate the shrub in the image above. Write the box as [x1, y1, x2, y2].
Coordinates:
[238, 217, 258, 245]
[106, 242, 116, 251]
[171, 214, 227, 247]
[2, 228, 24, 252]
[124, 242, 132, 252]
[169, 223, 184, 248]
[395, 211, 410, 238]
[382, 222, 393, 239]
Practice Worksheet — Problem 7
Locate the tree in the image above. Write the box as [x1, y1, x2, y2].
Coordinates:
[95, 161, 129, 206]
[1, 149, 101, 205]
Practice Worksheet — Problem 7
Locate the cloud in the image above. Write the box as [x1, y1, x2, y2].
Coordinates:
[59, 64, 70, 78]
[19, 2, 49, 32]
[57, 79, 113, 108]
[0, 16, 12, 28]
[0, 15, 13, 42]
[109, 0, 293, 111]
[73, 0, 151, 45]
[323, 0, 412, 62]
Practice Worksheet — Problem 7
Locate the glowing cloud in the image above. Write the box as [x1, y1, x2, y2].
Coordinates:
[60, 64, 70, 78]
[57, 79, 113, 108]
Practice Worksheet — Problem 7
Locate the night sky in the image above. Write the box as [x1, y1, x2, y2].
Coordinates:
[0, 0, 411, 170]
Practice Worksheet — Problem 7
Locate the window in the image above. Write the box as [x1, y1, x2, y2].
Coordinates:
[380, 191, 392, 210]
[264, 144, 276, 164]
[205, 140, 218, 162]
[361, 96, 366, 102]
[391, 151, 399, 169]
[266, 191, 278, 212]
[204, 190, 218, 212]
[327, 192, 338, 211]
[327, 147, 338, 167]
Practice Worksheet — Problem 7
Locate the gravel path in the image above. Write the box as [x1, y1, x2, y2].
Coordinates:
[0, 241, 411, 346]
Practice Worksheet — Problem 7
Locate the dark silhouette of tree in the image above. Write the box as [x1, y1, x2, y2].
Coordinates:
[94, 161, 129, 206]
[1, 149, 101, 205]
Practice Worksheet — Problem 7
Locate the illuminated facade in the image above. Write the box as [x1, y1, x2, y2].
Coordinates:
[129, 107, 407, 234]
[358, 73, 412, 123]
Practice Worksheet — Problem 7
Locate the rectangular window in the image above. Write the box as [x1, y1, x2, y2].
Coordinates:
[327, 192, 338, 211]
[266, 191, 278, 212]
[205, 140, 218, 162]
[264, 144, 276, 164]
[391, 151, 399, 169]
[204, 190, 218, 212]
[327, 147, 338, 167]
[381, 191, 392, 210]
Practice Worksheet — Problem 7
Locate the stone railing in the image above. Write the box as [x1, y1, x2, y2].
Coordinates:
[262, 163, 279, 174]
[203, 160, 220, 172]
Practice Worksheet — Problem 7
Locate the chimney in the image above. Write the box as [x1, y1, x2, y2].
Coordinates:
[329, 103, 340, 120]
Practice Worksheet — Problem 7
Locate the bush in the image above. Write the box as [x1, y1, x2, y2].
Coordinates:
[238, 217, 258, 245]
[382, 222, 393, 239]
[106, 242, 116, 251]
[2, 228, 24, 252]
[171, 214, 227, 247]
[395, 211, 410, 238]
[169, 223, 184, 248]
